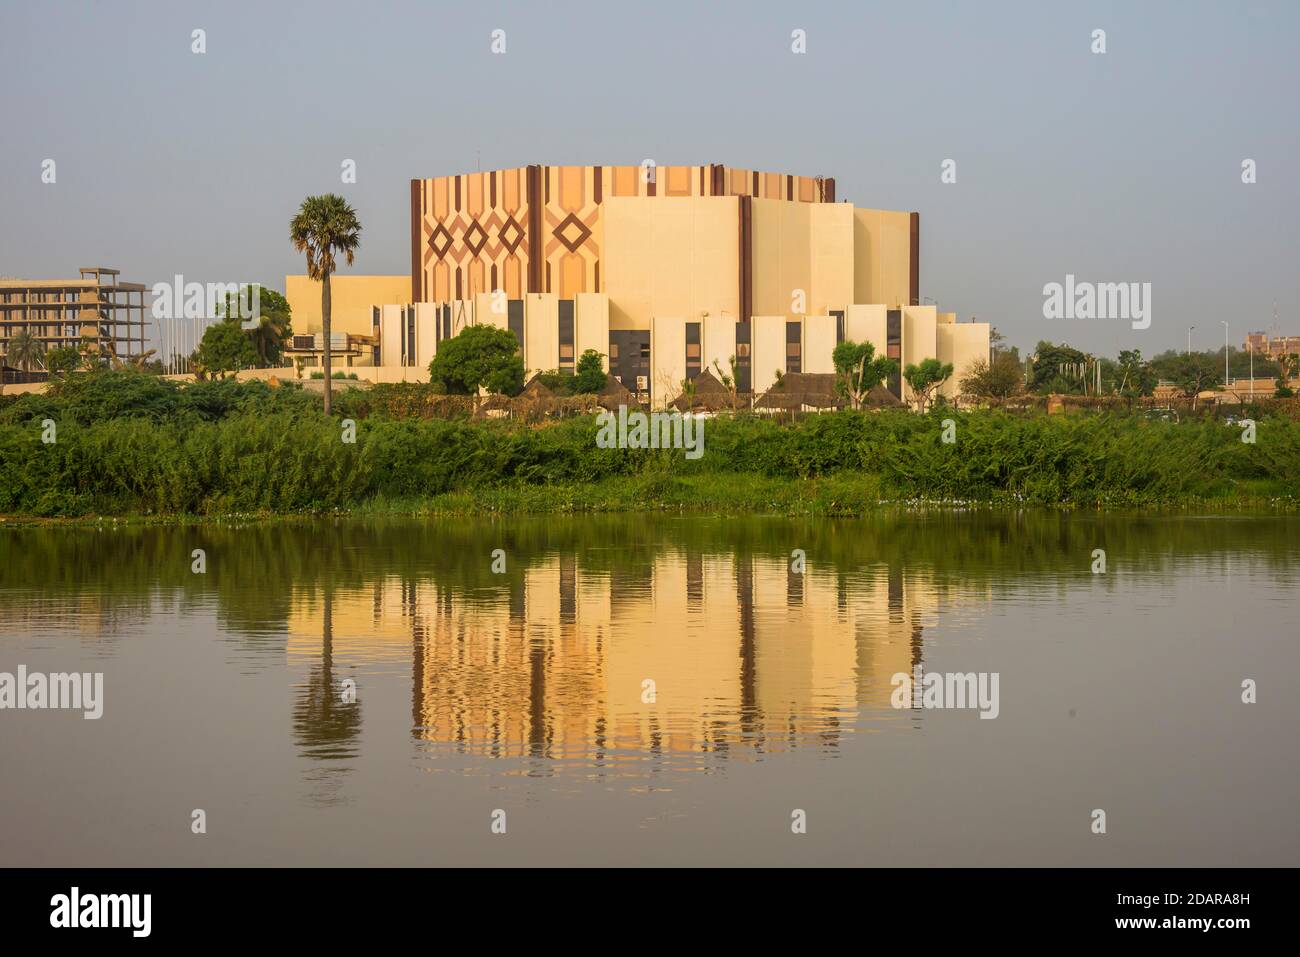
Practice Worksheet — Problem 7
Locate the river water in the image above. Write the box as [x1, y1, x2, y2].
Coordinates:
[1, 513, 1296, 866]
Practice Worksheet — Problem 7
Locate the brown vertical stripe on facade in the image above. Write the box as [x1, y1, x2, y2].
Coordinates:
[699, 167, 705, 195]
[909, 212, 920, 306]
[594, 261, 600, 294]
[593, 166, 602, 203]
[786, 175, 793, 200]
[491, 264, 497, 293]
[456, 268, 462, 300]
[490, 171, 497, 208]
[739, 195, 753, 325]
[752, 171, 759, 196]
[455, 176, 461, 211]
[526, 165, 542, 293]
[410, 180, 421, 301]
[546, 262, 552, 293]
[647, 175, 656, 197]
[825, 178, 835, 203]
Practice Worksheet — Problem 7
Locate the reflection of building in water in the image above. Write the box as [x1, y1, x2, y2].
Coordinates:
[286, 553, 958, 762]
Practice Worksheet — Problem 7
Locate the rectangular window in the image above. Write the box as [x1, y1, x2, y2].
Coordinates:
[507, 299, 524, 351]
[786, 321, 802, 374]
[609, 330, 651, 397]
[886, 309, 902, 397]
[558, 300, 575, 371]
[735, 321, 752, 393]
[406, 307, 416, 366]
[831, 309, 845, 345]
[685, 322, 701, 379]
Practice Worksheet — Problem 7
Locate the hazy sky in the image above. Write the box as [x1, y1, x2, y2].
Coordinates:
[2, 0, 1296, 356]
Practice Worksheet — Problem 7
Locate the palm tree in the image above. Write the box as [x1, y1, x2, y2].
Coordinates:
[5, 329, 46, 371]
[289, 195, 361, 415]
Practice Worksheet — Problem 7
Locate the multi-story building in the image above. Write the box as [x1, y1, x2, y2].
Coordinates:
[0, 267, 150, 378]
[285, 164, 989, 407]
[1244, 332, 1300, 357]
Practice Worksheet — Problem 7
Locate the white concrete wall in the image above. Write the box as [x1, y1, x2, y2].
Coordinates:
[575, 293, 609, 369]
[702, 313, 737, 382]
[803, 315, 837, 375]
[651, 315, 687, 408]
[752, 315, 787, 394]
[902, 306, 938, 403]
[525, 294, 559, 375]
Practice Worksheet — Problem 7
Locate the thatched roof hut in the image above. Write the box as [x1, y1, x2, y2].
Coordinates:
[754, 372, 845, 411]
[861, 383, 905, 409]
[518, 375, 556, 399]
[754, 374, 904, 412]
[670, 368, 736, 412]
[596, 373, 637, 410]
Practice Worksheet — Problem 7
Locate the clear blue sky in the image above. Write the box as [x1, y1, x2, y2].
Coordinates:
[2, 0, 1296, 356]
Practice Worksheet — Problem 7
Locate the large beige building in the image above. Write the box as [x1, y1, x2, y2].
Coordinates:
[285, 164, 989, 406]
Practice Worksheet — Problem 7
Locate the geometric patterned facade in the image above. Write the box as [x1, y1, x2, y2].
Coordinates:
[411, 164, 835, 305]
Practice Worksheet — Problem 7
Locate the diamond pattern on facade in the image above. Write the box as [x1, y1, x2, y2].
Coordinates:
[553, 213, 592, 254]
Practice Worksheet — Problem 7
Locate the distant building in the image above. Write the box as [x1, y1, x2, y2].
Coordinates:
[1244, 332, 1300, 357]
[286, 164, 990, 407]
[0, 267, 150, 376]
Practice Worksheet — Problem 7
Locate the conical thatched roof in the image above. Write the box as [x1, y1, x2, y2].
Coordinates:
[862, 383, 904, 409]
[519, 375, 556, 399]
[754, 372, 845, 410]
[596, 373, 637, 410]
[670, 368, 735, 412]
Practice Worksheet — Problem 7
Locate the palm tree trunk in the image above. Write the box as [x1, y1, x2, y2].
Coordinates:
[322, 272, 333, 415]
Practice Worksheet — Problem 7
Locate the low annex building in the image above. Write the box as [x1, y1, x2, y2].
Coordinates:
[285, 164, 990, 407]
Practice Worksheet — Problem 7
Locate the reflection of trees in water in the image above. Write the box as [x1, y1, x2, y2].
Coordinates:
[291, 588, 361, 805]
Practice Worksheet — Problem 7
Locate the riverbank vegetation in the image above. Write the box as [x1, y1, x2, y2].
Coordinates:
[2, 371, 1297, 517]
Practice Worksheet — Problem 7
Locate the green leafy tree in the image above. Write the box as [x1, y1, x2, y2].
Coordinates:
[1275, 353, 1298, 398]
[194, 320, 258, 378]
[217, 287, 293, 367]
[960, 354, 1024, 400]
[573, 349, 606, 393]
[1115, 349, 1156, 397]
[428, 324, 525, 396]
[1165, 353, 1221, 409]
[45, 345, 83, 376]
[5, 330, 46, 371]
[290, 195, 361, 415]
[1030, 341, 1088, 393]
[903, 358, 953, 412]
[832, 340, 895, 410]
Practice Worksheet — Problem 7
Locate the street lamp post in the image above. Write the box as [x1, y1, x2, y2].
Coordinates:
[1222, 320, 1230, 389]
[1187, 326, 1195, 355]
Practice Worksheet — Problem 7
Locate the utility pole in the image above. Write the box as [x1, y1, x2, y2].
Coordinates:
[1187, 326, 1195, 355]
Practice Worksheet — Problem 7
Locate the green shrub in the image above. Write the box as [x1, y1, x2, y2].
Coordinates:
[2, 404, 1297, 516]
